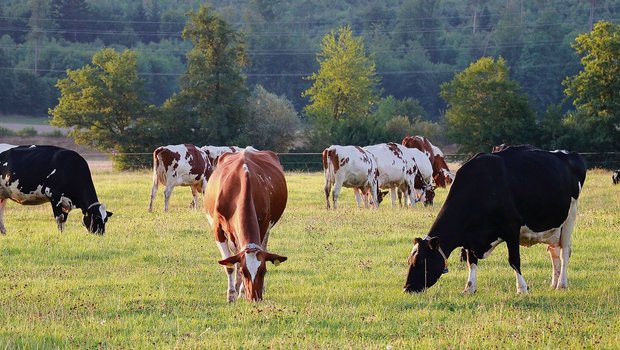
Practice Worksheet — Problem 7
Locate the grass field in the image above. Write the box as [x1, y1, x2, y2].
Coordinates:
[0, 168, 619, 349]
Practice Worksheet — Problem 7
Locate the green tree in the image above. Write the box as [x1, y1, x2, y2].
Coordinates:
[440, 56, 535, 153]
[242, 85, 300, 152]
[168, 4, 249, 145]
[563, 21, 620, 151]
[303, 25, 380, 146]
[49, 48, 153, 169]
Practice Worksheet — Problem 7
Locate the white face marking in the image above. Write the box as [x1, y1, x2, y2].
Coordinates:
[47, 169, 56, 178]
[29, 145, 36, 148]
[243, 164, 249, 173]
[99, 204, 107, 220]
[245, 251, 261, 282]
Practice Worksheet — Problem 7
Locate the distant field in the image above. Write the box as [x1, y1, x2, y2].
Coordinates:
[0, 115, 49, 125]
[0, 169, 618, 348]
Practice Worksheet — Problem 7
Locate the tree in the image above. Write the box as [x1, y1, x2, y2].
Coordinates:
[563, 21, 620, 151]
[50, 48, 154, 169]
[440, 57, 535, 153]
[303, 26, 380, 146]
[242, 85, 300, 152]
[51, 0, 93, 42]
[168, 4, 249, 145]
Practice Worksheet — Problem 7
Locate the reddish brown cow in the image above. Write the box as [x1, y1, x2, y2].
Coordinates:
[402, 135, 454, 188]
[148, 144, 213, 212]
[205, 147, 288, 302]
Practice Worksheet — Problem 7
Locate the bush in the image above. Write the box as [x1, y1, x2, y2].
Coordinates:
[15, 127, 38, 137]
[0, 126, 15, 136]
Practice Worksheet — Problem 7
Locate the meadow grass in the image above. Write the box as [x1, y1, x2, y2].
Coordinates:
[0, 115, 49, 125]
[0, 168, 618, 349]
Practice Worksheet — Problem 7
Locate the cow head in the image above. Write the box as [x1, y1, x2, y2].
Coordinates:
[404, 237, 447, 293]
[218, 244, 287, 301]
[433, 156, 454, 188]
[423, 186, 436, 206]
[82, 203, 113, 235]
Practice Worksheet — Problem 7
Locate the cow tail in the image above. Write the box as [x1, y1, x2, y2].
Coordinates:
[322, 149, 332, 183]
[152, 148, 165, 186]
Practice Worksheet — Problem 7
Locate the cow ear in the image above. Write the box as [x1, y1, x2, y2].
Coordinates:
[106, 211, 113, 218]
[262, 252, 288, 266]
[218, 253, 242, 267]
[413, 237, 424, 245]
[428, 237, 440, 250]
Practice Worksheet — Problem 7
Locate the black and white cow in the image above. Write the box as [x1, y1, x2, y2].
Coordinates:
[613, 169, 619, 185]
[404, 145, 586, 294]
[0, 145, 112, 235]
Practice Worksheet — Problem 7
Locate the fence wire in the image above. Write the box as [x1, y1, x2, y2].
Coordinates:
[81, 151, 620, 171]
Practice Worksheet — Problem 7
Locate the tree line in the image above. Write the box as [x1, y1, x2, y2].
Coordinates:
[2, 1, 620, 169]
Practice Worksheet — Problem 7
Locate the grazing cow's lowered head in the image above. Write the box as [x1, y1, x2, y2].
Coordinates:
[404, 237, 447, 293]
[218, 243, 287, 301]
[613, 170, 620, 185]
[82, 203, 112, 235]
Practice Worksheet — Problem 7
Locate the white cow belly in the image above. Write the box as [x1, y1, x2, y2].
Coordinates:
[519, 226, 561, 246]
[343, 173, 369, 188]
[0, 180, 48, 205]
[519, 198, 578, 247]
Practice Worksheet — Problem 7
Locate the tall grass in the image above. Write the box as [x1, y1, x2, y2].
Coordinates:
[0, 169, 618, 349]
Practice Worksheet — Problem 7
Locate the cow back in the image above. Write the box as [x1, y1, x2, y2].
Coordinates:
[205, 148, 287, 243]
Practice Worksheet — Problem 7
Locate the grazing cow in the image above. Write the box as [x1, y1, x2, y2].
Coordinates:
[148, 144, 213, 212]
[200, 145, 242, 167]
[400, 146, 435, 206]
[404, 145, 586, 294]
[363, 143, 416, 208]
[402, 135, 454, 187]
[205, 147, 288, 302]
[322, 145, 381, 209]
[613, 169, 619, 185]
[0, 145, 112, 235]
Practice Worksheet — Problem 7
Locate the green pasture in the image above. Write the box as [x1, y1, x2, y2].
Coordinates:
[0, 169, 619, 349]
[0, 115, 49, 125]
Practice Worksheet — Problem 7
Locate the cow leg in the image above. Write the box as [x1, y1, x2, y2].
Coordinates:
[390, 188, 397, 208]
[557, 198, 578, 289]
[163, 185, 174, 212]
[216, 239, 238, 303]
[324, 179, 332, 209]
[507, 240, 528, 294]
[0, 198, 7, 234]
[353, 188, 366, 208]
[50, 198, 69, 232]
[189, 185, 199, 209]
[462, 249, 478, 294]
[148, 175, 159, 212]
[547, 245, 561, 289]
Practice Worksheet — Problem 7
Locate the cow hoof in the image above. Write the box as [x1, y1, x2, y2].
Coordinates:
[462, 288, 476, 295]
[517, 287, 529, 294]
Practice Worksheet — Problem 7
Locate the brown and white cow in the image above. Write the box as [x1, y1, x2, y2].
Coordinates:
[322, 145, 381, 210]
[363, 143, 416, 208]
[402, 135, 454, 188]
[399, 146, 435, 206]
[200, 145, 242, 167]
[205, 147, 288, 302]
[148, 144, 213, 212]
